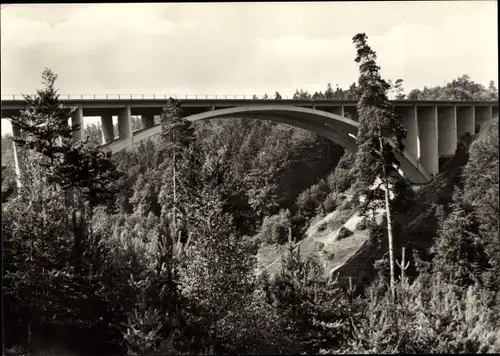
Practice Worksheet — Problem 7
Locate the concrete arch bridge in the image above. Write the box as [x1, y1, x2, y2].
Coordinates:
[1, 97, 497, 185]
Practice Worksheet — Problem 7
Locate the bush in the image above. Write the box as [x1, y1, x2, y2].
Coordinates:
[333, 168, 353, 193]
[257, 209, 292, 245]
[355, 219, 368, 231]
[317, 222, 328, 233]
[347, 274, 500, 354]
[295, 180, 330, 219]
[336, 226, 353, 240]
[322, 193, 340, 214]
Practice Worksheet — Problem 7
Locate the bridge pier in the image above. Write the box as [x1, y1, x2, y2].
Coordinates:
[438, 106, 457, 156]
[101, 114, 114, 143]
[71, 106, 84, 142]
[474, 106, 490, 134]
[141, 114, 155, 129]
[118, 105, 133, 143]
[457, 106, 475, 137]
[418, 105, 439, 175]
[328, 106, 344, 117]
[401, 105, 419, 160]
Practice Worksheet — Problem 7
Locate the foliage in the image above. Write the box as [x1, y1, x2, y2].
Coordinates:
[462, 119, 499, 286]
[337, 226, 354, 240]
[347, 272, 499, 353]
[407, 75, 498, 101]
[9, 69, 78, 169]
[351, 32, 408, 296]
[179, 151, 258, 353]
[257, 209, 292, 245]
[295, 179, 330, 219]
[266, 232, 355, 353]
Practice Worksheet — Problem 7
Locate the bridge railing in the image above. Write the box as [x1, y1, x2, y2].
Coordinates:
[1, 94, 292, 100]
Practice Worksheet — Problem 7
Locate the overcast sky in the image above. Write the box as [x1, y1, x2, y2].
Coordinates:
[1, 1, 498, 135]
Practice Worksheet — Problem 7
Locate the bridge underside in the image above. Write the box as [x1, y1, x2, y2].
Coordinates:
[103, 105, 432, 184]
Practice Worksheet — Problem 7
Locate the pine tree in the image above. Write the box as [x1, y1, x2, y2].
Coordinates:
[158, 98, 196, 232]
[179, 150, 256, 353]
[9, 69, 78, 168]
[325, 83, 334, 99]
[9, 69, 121, 214]
[350, 33, 407, 298]
[269, 229, 350, 353]
[432, 188, 492, 288]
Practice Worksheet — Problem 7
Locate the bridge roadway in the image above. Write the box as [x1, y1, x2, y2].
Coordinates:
[2, 96, 498, 185]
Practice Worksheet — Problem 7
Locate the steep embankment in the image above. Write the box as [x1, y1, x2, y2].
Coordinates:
[333, 128, 484, 287]
[258, 125, 486, 287]
[257, 199, 376, 279]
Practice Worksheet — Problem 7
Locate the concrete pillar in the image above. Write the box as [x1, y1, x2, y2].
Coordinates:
[474, 106, 490, 133]
[71, 106, 84, 142]
[344, 106, 357, 121]
[417, 105, 439, 176]
[401, 105, 419, 159]
[141, 114, 155, 129]
[118, 105, 133, 142]
[492, 104, 499, 118]
[457, 106, 475, 136]
[438, 106, 457, 157]
[330, 106, 343, 116]
[101, 114, 114, 143]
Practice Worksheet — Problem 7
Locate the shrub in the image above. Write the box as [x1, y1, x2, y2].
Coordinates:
[322, 193, 340, 214]
[257, 209, 292, 245]
[337, 226, 353, 240]
[355, 219, 368, 231]
[333, 168, 353, 193]
[295, 180, 330, 219]
[347, 273, 500, 354]
[317, 222, 328, 233]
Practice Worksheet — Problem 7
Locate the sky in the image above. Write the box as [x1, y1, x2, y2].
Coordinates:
[1, 1, 498, 136]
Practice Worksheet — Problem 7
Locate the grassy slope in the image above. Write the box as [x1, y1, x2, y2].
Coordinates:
[258, 126, 483, 288]
[333, 130, 479, 288]
[257, 199, 373, 279]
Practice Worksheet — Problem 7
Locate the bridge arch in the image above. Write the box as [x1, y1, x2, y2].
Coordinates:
[105, 105, 431, 184]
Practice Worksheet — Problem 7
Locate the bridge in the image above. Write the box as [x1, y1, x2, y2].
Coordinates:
[2, 95, 498, 185]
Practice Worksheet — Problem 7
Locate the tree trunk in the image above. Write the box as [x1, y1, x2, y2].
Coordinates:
[172, 131, 177, 231]
[378, 132, 396, 299]
[383, 175, 396, 299]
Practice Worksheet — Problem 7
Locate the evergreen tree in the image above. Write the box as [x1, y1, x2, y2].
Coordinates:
[431, 188, 491, 288]
[179, 149, 256, 353]
[325, 83, 334, 99]
[268, 229, 352, 353]
[158, 98, 196, 231]
[9, 69, 78, 171]
[350, 33, 407, 298]
[462, 119, 499, 286]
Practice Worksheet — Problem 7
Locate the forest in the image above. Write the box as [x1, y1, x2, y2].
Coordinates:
[2, 33, 499, 355]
